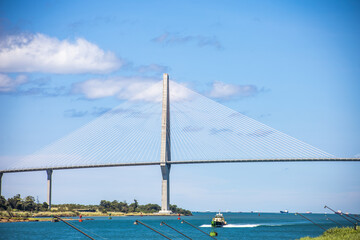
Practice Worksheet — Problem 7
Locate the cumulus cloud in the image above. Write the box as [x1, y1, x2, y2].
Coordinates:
[0, 33, 122, 74]
[152, 32, 223, 50]
[0, 73, 27, 92]
[209, 81, 259, 99]
[73, 77, 156, 100]
[73, 77, 193, 102]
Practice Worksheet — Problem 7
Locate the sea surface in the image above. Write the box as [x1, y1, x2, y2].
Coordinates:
[0, 212, 355, 239]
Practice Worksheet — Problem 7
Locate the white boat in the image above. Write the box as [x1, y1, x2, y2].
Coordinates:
[211, 211, 227, 227]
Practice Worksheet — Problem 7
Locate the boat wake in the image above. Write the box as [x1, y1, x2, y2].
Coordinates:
[200, 224, 260, 228]
[200, 223, 289, 228]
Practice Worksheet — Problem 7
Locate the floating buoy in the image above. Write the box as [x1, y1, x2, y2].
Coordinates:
[79, 215, 83, 222]
[210, 220, 218, 236]
[177, 214, 180, 220]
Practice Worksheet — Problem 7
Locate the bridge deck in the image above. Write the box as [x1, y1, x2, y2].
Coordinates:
[1, 158, 359, 173]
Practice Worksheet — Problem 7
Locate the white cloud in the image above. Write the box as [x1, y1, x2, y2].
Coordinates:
[0, 33, 122, 74]
[0, 74, 27, 92]
[209, 81, 258, 99]
[73, 77, 193, 102]
[73, 77, 156, 99]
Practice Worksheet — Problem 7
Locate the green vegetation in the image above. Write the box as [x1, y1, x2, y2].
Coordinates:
[98, 199, 191, 215]
[170, 204, 192, 216]
[0, 194, 192, 216]
[0, 194, 48, 212]
[299, 227, 360, 240]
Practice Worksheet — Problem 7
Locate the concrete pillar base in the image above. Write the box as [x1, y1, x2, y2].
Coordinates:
[158, 210, 172, 215]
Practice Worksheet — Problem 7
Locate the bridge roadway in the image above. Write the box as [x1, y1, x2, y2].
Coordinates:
[1, 158, 359, 173]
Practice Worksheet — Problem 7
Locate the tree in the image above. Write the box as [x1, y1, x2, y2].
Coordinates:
[133, 199, 138, 211]
[24, 196, 36, 211]
[100, 200, 111, 209]
[138, 203, 160, 213]
[170, 204, 178, 213]
[111, 200, 119, 211]
[170, 204, 192, 216]
[41, 202, 49, 210]
[0, 196, 8, 210]
[118, 201, 128, 212]
[129, 199, 139, 212]
[8, 194, 22, 210]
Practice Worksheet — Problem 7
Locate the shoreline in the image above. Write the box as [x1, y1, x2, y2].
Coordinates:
[0, 211, 183, 223]
[0, 217, 83, 223]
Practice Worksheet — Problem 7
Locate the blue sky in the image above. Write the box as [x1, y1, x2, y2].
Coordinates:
[0, 0, 359, 213]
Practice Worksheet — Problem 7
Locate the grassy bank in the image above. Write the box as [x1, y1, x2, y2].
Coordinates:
[299, 227, 360, 240]
[1, 210, 78, 217]
[0, 217, 77, 223]
[0, 210, 181, 219]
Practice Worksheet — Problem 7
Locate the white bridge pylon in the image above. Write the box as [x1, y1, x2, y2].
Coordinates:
[0, 74, 359, 211]
[159, 73, 171, 214]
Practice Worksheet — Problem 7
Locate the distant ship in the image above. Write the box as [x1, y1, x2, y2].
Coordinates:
[280, 210, 289, 214]
[211, 212, 228, 227]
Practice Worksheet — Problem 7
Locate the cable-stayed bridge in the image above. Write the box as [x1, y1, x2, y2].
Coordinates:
[0, 74, 359, 212]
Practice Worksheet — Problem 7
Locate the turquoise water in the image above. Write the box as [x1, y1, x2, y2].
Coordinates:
[0, 212, 355, 239]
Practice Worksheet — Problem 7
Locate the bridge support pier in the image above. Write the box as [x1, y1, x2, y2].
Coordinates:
[160, 164, 171, 214]
[46, 169, 52, 209]
[0, 172, 3, 196]
[159, 73, 172, 214]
